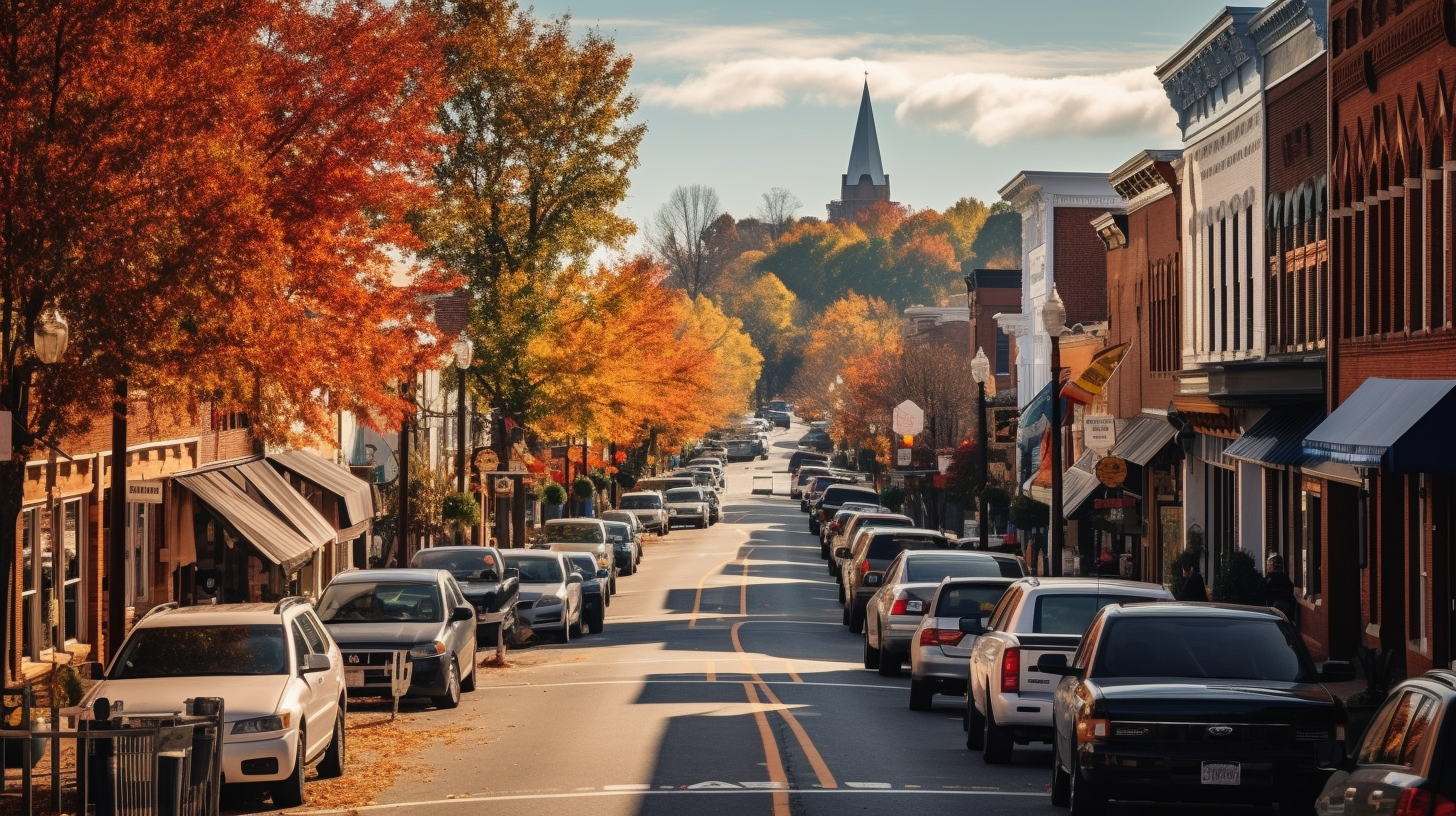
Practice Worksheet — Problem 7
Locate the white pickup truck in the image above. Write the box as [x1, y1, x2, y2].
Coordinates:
[962, 577, 1172, 763]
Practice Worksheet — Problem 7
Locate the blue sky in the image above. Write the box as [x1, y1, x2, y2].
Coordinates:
[529, 1, 1254, 242]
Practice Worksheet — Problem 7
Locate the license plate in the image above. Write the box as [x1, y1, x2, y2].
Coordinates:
[344, 668, 364, 687]
[1201, 761, 1240, 785]
[905, 600, 924, 613]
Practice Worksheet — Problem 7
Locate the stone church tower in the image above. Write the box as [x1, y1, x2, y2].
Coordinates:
[828, 81, 896, 223]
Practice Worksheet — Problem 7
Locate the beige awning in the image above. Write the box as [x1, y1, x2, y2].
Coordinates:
[175, 469, 317, 574]
[267, 450, 374, 529]
[236, 460, 336, 549]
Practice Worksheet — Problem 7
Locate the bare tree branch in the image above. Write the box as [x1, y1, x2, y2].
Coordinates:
[757, 187, 802, 240]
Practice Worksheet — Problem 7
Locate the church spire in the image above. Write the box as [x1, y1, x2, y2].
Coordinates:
[846, 80, 886, 187]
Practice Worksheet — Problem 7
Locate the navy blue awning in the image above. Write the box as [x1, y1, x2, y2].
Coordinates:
[1226, 404, 1327, 469]
[1303, 378, 1456, 473]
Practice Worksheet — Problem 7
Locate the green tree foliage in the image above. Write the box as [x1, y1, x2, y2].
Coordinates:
[966, 203, 1022, 270]
[414, 0, 645, 422]
[1213, 549, 1267, 605]
[717, 272, 803, 400]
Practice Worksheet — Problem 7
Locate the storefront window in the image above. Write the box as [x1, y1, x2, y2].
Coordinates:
[1300, 484, 1322, 597]
[62, 500, 81, 642]
[127, 502, 150, 605]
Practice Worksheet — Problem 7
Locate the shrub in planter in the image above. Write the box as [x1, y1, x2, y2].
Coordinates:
[1009, 495, 1049, 530]
[442, 492, 481, 531]
[572, 475, 595, 500]
[880, 486, 905, 512]
[541, 481, 567, 506]
[589, 470, 612, 492]
[1212, 549, 1265, 605]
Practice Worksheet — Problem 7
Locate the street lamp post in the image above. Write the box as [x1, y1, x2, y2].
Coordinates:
[970, 347, 991, 550]
[1042, 286, 1067, 577]
[452, 335, 473, 547]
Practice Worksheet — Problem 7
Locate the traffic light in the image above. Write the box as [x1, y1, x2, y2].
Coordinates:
[901, 434, 914, 448]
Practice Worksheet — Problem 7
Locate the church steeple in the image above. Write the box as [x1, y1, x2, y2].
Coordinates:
[828, 80, 895, 224]
[846, 80, 886, 187]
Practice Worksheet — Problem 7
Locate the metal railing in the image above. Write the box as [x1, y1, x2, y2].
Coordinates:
[1, 689, 224, 816]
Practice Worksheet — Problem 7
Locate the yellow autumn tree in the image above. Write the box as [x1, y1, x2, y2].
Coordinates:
[788, 292, 902, 419]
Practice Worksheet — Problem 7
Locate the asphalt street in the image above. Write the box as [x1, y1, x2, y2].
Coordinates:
[312, 424, 1284, 816]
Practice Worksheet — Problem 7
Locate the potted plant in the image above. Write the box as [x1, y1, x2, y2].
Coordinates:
[572, 475, 596, 516]
[1166, 546, 1205, 599]
[880, 485, 905, 512]
[1212, 549, 1265, 605]
[441, 492, 481, 532]
[541, 481, 567, 520]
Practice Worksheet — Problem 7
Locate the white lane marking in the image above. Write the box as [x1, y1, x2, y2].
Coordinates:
[844, 782, 891, 789]
[301, 788, 1045, 813]
[740, 782, 785, 789]
[479, 678, 903, 692]
[603, 784, 650, 791]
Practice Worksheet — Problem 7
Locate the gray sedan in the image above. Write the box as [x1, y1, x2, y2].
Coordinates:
[907, 577, 1016, 710]
[501, 551, 585, 642]
[863, 550, 1026, 677]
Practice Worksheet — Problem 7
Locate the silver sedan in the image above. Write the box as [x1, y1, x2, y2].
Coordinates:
[907, 577, 1016, 710]
[863, 550, 1025, 678]
[501, 551, 584, 642]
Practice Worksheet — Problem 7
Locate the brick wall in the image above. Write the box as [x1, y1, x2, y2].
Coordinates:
[1106, 191, 1182, 420]
[1266, 59, 1326, 196]
[1055, 207, 1112, 327]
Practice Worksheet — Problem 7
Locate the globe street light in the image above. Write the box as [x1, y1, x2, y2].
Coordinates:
[1042, 286, 1067, 576]
[970, 347, 991, 550]
[452, 335, 474, 546]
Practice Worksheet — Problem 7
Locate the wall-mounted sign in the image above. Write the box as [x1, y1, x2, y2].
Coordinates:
[896, 449, 912, 467]
[1095, 456, 1128, 488]
[474, 448, 499, 472]
[492, 476, 514, 494]
[1084, 416, 1116, 454]
[127, 480, 164, 504]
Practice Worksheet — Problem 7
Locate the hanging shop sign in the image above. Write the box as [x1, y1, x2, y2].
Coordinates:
[1095, 456, 1128, 488]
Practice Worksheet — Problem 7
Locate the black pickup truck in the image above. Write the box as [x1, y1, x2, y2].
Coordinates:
[410, 545, 520, 646]
[1038, 603, 1355, 816]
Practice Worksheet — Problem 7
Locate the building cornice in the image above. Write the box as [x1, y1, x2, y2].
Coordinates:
[1156, 8, 1261, 116]
[1249, 0, 1326, 55]
[1091, 211, 1129, 250]
[994, 312, 1029, 338]
[998, 171, 1119, 210]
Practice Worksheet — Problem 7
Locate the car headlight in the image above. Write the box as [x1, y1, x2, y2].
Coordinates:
[408, 641, 447, 658]
[668, 508, 679, 515]
[231, 713, 290, 735]
[535, 595, 563, 607]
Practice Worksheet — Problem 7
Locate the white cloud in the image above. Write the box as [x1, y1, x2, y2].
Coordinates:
[622, 22, 1179, 145]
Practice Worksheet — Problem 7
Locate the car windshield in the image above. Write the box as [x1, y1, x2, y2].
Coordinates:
[935, 585, 1010, 618]
[109, 624, 288, 679]
[601, 512, 635, 526]
[665, 488, 702, 501]
[503, 555, 563, 583]
[866, 534, 947, 560]
[1095, 617, 1308, 682]
[1032, 594, 1157, 635]
[318, 581, 444, 623]
[543, 522, 604, 543]
[602, 523, 630, 542]
[566, 555, 596, 576]
[411, 549, 499, 580]
[823, 487, 877, 505]
[620, 495, 661, 509]
[904, 556, 1017, 582]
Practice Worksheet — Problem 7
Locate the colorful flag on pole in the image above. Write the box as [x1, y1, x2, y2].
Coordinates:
[1062, 342, 1130, 405]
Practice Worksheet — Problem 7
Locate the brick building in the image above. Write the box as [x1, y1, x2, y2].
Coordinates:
[1089, 150, 1185, 585]
[1300, 0, 1456, 676]
[963, 267, 1022, 397]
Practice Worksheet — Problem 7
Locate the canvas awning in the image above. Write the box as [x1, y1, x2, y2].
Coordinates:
[236, 460, 336, 549]
[1303, 378, 1456, 473]
[267, 449, 374, 532]
[1226, 404, 1326, 468]
[174, 469, 317, 574]
[1062, 449, 1103, 515]
[1108, 414, 1178, 466]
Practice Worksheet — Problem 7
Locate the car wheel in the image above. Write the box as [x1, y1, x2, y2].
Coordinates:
[908, 679, 933, 711]
[836, 581, 845, 603]
[271, 730, 306, 808]
[610, 574, 618, 595]
[1068, 758, 1106, 816]
[1051, 754, 1071, 807]
[849, 605, 865, 635]
[982, 697, 1014, 764]
[828, 559, 837, 576]
[569, 610, 584, 638]
[317, 707, 346, 779]
[460, 659, 476, 693]
[820, 543, 829, 560]
[481, 621, 502, 648]
[862, 630, 881, 669]
[560, 618, 571, 643]
[877, 650, 901, 677]
[433, 658, 462, 710]
[965, 697, 985, 749]
[587, 608, 605, 635]
[841, 603, 851, 627]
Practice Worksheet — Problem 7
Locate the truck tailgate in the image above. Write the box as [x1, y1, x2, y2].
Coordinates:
[1015, 634, 1080, 694]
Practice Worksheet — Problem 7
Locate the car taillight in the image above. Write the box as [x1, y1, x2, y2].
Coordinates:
[1395, 789, 1456, 816]
[920, 628, 965, 647]
[859, 560, 871, 575]
[829, 522, 841, 533]
[891, 598, 907, 616]
[1000, 648, 1020, 693]
[1076, 716, 1111, 743]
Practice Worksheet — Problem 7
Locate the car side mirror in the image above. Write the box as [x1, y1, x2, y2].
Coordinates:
[958, 615, 986, 636]
[505, 567, 520, 579]
[863, 573, 883, 588]
[567, 573, 583, 585]
[450, 605, 476, 623]
[835, 547, 851, 559]
[1036, 653, 1082, 677]
[1319, 660, 1357, 684]
[596, 569, 610, 579]
[303, 653, 332, 673]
